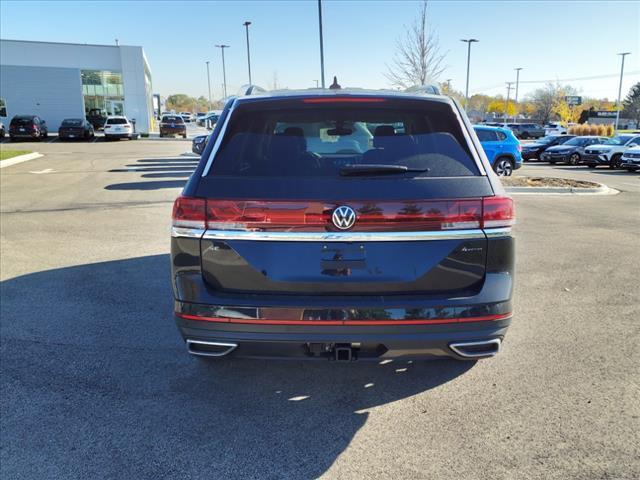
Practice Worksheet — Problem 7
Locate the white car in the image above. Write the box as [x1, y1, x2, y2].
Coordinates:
[103, 116, 135, 140]
[582, 134, 640, 168]
[180, 112, 192, 123]
[620, 145, 640, 172]
[544, 122, 568, 136]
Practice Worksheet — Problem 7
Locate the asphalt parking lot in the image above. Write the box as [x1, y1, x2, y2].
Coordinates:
[1, 141, 639, 479]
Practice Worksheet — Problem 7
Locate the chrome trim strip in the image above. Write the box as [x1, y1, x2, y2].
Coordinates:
[171, 226, 205, 239]
[201, 102, 235, 177]
[186, 339, 237, 357]
[201, 228, 485, 242]
[483, 227, 512, 238]
[449, 338, 501, 358]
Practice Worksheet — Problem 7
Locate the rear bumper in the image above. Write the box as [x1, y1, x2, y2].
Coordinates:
[10, 131, 39, 138]
[160, 128, 186, 135]
[105, 132, 133, 138]
[175, 312, 511, 360]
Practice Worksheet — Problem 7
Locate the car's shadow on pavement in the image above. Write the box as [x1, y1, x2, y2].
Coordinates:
[105, 156, 198, 191]
[0, 254, 475, 479]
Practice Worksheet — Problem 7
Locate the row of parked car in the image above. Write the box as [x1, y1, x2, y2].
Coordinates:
[481, 122, 570, 139]
[0, 114, 138, 141]
[522, 133, 640, 170]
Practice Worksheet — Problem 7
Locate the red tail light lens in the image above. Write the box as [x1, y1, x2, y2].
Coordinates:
[172, 196, 206, 229]
[174, 197, 514, 232]
[482, 196, 515, 228]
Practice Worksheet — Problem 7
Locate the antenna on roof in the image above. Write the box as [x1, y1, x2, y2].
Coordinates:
[329, 76, 341, 90]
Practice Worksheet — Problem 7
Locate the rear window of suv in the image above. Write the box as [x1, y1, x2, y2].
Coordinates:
[162, 116, 184, 123]
[208, 98, 481, 178]
[11, 117, 34, 126]
[106, 118, 128, 125]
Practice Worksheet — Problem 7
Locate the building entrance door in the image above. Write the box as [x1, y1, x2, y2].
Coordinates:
[108, 101, 125, 116]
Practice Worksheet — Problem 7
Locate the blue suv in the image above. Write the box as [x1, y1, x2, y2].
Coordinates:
[473, 125, 522, 176]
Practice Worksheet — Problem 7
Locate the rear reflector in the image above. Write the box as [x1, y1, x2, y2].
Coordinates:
[176, 311, 512, 325]
[172, 196, 514, 231]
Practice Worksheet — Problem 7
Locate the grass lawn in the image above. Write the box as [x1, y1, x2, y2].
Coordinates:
[0, 149, 32, 161]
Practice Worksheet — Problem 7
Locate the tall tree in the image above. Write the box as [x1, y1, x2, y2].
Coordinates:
[526, 83, 560, 124]
[385, 1, 446, 88]
[622, 82, 640, 125]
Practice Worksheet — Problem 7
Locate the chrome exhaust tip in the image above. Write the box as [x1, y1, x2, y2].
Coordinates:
[186, 339, 237, 357]
[449, 338, 501, 359]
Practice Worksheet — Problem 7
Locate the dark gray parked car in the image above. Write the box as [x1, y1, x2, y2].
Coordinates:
[507, 123, 545, 139]
[171, 89, 515, 362]
[540, 136, 609, 165]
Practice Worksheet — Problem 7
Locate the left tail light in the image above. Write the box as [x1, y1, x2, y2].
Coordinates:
[172, 197, 206, 229]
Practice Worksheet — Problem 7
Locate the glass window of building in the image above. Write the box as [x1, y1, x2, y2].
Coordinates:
[81, 70, 124, 116]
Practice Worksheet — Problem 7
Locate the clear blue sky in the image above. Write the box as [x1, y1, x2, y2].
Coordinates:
[1, 0, 638, 101]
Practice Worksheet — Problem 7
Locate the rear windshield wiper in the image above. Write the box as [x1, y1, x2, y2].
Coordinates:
[339, 164, 430, 176]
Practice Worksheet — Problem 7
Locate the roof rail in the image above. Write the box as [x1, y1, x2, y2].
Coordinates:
[405, 84, 441, 96]
[237, 84, 267, 96]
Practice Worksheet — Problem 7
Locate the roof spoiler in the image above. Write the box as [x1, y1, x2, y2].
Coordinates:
[405, 84, 441, 96]
[237, 84, 267, 96]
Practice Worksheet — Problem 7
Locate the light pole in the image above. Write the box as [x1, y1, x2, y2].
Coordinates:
[205, 61, 212, 110]
[514, 67, 523, 122]
[318, 0, 326, 88]
[215, 44, 230, 98]
[504, 82, 514, 125]
[615, 52, 631, 133]
[461, 39, 478, 111]
[243, 21, 252, 85]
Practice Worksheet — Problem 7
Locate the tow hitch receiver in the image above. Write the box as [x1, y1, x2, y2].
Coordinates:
[334, 344, 353, 362]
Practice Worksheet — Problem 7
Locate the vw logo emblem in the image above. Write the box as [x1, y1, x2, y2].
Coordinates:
[332, 205, 357, 230]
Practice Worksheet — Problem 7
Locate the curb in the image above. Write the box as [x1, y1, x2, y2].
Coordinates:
[0, 152, 44, 169]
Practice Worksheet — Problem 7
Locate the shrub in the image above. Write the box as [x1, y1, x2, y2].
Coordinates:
[605, 124, 614, 136]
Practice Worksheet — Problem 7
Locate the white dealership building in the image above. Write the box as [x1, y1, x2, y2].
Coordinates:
[0, 39, 154, 133]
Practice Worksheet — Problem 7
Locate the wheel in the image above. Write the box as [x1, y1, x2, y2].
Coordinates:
[159, 133, 164, 138]
[587, 164, 597, 169]
[568, 153, 580, 166]
[610, 154, 622, 169]
[493, 157, 514, 176]
[182, 134, 187, 139]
